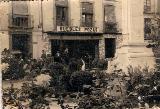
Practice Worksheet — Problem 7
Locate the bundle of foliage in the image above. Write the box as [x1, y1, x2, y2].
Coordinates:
[104, 22, 118, 33]
[69, 71, 93, 92]
[92, 59, 108, 70]
[28, 85, 50, 108]
[125, 66, 160, 106]
[2, 58, 26, 80]
[68, 58, 82, 72]
[20, 82, 51, 109]
[3, 84, 26, 109]
[78, 94, 118, 109]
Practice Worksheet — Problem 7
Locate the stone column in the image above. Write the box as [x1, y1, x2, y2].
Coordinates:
[109, 0, 155, 73]
[99, 38, 105, 59]
[127, 0, 155, 69]
[95, 43, 99, 59]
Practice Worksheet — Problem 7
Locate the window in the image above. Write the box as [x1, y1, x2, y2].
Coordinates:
[104, 5, 115, 22]
[81, 2, 93, 27]
[104, 5, 117, 33]
[144, 0, 151, 12]
[56, 6, 68, 26]
[12, 15, 29, 27]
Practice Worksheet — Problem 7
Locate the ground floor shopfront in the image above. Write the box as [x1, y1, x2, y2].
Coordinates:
[46, 32, 116, 58]
[46, 32, 102, 62]
[50, 40, 99, 60]
[40, 32, 118, 70]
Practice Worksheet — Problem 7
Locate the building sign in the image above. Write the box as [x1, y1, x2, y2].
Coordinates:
[57, 26, 99, 33]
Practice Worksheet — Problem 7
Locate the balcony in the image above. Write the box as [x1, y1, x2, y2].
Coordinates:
[56, 20, 68, 26]
[104, 21, 119, 34]
[8, 14, 33, 29]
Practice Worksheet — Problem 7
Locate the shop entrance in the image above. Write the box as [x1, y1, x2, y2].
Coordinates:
[12, 34, 31, 58]
[51, 40, 99, 61]
[105, 38, 116, 58]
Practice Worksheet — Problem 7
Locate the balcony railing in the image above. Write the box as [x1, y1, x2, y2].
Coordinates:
[8, 14, 33, 29]
[81, 21, 93, 27]
[56, 19, 68, 26]
[104, 21, 119, 33]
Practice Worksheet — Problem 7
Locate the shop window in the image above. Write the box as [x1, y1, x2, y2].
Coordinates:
[144, 0, 151, 13]
[51, 40, 98, 59]
[81, 2, 93, 27]
[105, 38, 116, 58]
[56, 6, 68, 26]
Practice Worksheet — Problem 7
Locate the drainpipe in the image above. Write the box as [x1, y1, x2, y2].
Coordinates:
[41, 0, 44, 39]
[11, 1, 13, 19]
[11, 1, 13, 51]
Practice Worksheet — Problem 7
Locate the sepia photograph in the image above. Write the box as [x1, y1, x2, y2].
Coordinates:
[0, 0, 160, 108]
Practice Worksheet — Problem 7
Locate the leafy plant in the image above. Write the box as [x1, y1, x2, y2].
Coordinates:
[69, 71, 93, 92]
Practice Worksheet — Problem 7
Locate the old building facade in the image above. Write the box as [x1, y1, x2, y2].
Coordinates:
[0, 0, 158, 71]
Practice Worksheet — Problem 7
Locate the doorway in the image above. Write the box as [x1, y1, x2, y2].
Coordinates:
[12, 34, 30, 58]
[105, 38, 116, 58]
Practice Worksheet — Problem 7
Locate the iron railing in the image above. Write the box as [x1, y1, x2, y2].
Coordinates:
[8, 14, 33, 29]
[104, 21, 119, 33]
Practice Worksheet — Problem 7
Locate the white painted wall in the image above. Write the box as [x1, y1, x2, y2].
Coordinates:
[0, 2, 10, 31]
[94, 0, 103, 32]
[69, 0, 81, 26]
[0, 2, 10, 51]
[0, 32, 9, 51]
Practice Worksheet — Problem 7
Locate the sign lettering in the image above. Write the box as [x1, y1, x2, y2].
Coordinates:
[57, 26, 99, 33]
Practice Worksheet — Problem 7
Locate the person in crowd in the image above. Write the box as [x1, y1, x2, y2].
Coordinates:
[56, 51, 60, 57]
[63, 47, 69, 64]
[64, 47, 69, 55]
[41, 50, 47, 59]
[55, 51, 61, 62]
[81, 58, 85, 71]
[2, 48, 8, 55]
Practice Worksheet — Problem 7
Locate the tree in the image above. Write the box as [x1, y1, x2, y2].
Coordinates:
[146, 15, 160, 46]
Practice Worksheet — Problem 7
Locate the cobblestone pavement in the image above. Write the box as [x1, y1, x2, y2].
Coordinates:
[2, 79, 28, 89]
